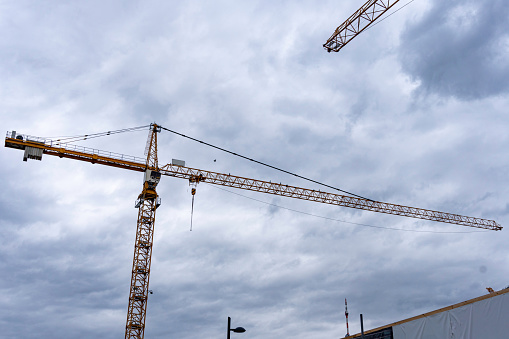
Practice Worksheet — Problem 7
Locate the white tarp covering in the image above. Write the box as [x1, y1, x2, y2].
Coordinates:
[393, 292, 509, 339]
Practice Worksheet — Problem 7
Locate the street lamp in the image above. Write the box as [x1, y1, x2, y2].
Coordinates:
[227, 317, 246, 339]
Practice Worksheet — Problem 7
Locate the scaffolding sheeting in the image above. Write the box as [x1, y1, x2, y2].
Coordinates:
[345, 288, 509, 339]
[392, 290, 509, 339]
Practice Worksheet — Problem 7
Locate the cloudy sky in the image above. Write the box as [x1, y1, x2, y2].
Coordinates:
[1, 0, 509, 338]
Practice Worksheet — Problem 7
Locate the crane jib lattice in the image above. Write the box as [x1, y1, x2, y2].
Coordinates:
[5, 132, 502, 231]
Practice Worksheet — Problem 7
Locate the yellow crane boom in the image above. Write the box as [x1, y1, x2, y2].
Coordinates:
[4, 126, 502, 338]
[5, 130, 502, 231]
[324, 0, 401, 52]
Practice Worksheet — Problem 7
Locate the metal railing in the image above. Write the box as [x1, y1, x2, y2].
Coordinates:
[6, 131, 146, 164]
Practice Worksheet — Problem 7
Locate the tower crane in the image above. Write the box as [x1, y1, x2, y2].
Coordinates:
[324, 0, 402, 52]
[4, 124, 502, 339]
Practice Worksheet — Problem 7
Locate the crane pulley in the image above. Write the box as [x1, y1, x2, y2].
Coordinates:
[4, 125, 502, 339]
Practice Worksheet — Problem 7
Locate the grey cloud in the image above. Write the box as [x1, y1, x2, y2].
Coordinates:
[399, 0, 509, 100]
[2, 1, 509, 338]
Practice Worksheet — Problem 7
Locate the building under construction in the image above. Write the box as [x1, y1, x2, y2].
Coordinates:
[344, 287, 509, 339]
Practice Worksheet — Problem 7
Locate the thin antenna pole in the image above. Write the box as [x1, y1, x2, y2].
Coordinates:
[345, 298, 350, 337]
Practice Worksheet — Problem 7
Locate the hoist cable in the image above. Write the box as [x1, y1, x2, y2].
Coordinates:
[190, 195, 195, 231]
[208, 184, 489, 234]
[365, 0, 418, 31]
[160, 126, 372, 201]
[43, 125, 150, 144]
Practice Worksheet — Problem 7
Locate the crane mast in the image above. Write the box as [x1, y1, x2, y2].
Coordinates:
[125, 124, 162, 338]
[3, 125, 503, 338]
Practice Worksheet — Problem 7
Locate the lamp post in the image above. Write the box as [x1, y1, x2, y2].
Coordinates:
[227, 317, 246, 339]
[360, 314, 365, 339]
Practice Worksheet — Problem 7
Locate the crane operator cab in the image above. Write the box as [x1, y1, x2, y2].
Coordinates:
[144, 169, 161, 189]
[135, 169, 162, 209]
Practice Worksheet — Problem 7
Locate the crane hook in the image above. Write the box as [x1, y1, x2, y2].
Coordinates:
[190, 184, 197, 231]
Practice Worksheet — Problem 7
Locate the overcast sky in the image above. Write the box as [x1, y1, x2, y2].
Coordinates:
[1, 0, 509, 338]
